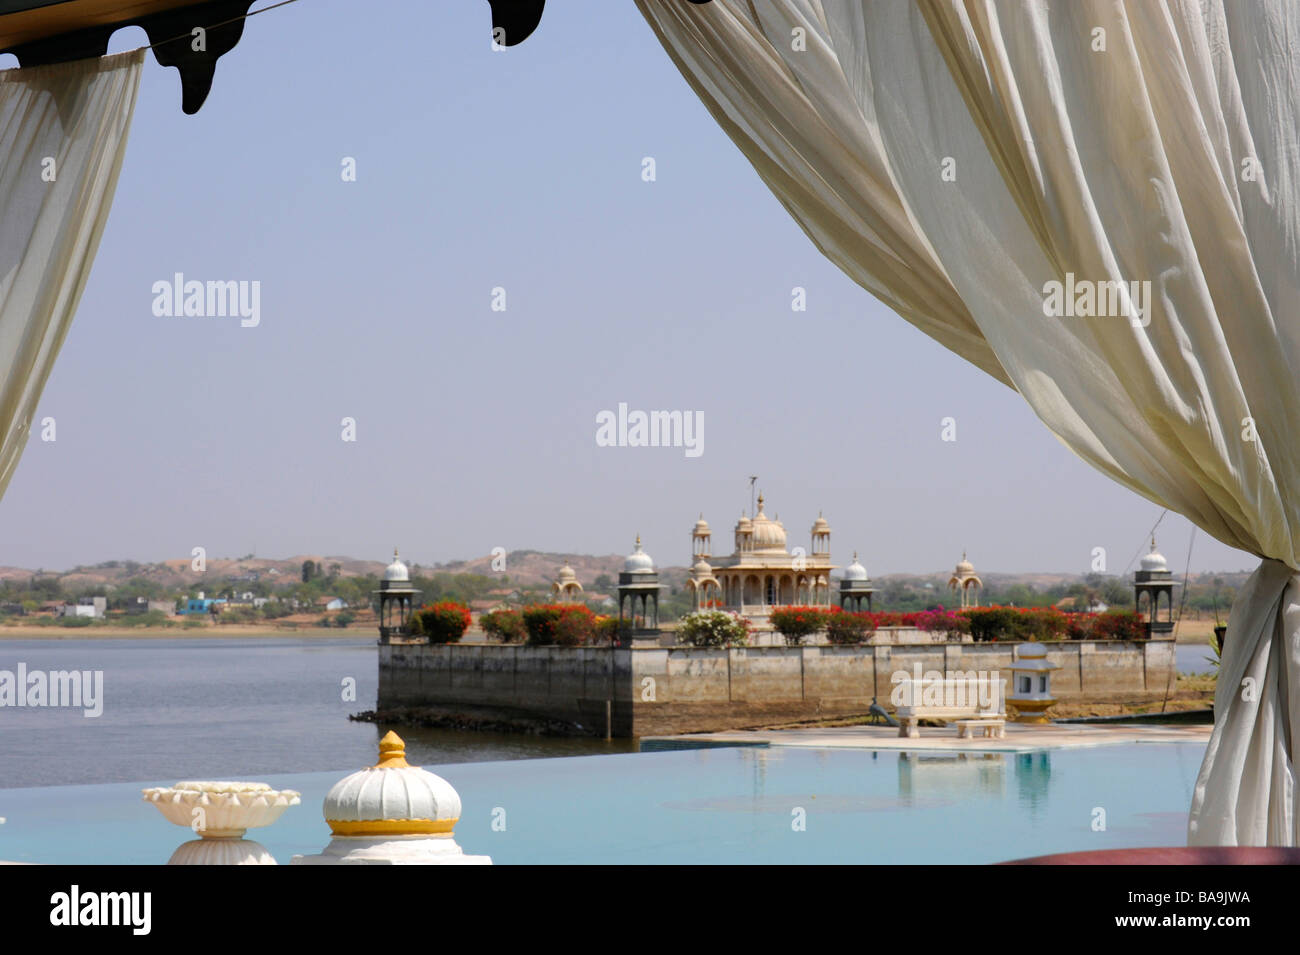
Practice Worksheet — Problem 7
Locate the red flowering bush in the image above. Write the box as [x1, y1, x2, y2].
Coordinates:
[825, 610, 875, 645]
[522, 603, 598, 646]
[1090, 609, 1146, 641]
[415, 600, 472, 644]
[769, 606, 830, 646]
[480, 609, 526, 644]
[915, 607, 971, 639]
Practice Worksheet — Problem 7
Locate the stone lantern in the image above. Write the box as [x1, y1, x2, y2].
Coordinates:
[1007, 642, 1060, 722]
[373, 548, 419, 644]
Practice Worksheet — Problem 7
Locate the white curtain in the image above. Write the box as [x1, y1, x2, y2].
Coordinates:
[0, 49, 144, 498]
[636, 0, 1300, 845]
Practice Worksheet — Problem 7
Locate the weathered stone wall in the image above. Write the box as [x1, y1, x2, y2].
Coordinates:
[378, 639, 1176, 737]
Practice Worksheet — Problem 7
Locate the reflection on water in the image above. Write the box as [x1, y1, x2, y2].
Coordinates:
[1014, 752, 1053, 814]
[898, 751, 1008, 803]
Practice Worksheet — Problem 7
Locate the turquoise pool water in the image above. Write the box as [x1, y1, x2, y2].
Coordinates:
[0, 742, 1205, 864]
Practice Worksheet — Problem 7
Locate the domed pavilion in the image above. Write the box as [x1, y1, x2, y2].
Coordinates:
[551, 563, 584, 603]
[373, 548, 419, 643]
[948, 552, 982, 608]
[694, 493, 835, 613]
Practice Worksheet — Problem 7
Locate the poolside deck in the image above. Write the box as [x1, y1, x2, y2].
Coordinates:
[642, 720, 1211, 754]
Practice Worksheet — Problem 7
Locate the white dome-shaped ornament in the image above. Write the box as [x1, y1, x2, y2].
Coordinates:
[294, 732, 491, 865]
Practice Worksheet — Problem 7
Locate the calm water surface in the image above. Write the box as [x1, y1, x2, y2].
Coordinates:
[0, 743, 1205, 864]
[0, 637, 632, 789]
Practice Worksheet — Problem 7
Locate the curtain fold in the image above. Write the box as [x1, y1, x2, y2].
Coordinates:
[0, 49, 144, 498]
[636, 0, 1300, 844]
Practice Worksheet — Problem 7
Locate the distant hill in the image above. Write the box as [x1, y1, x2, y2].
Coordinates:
[0, 552, 1254, 594]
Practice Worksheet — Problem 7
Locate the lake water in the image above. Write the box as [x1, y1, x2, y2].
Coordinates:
[0, 636, 1217, 790]
[1176, 642, 1217, 675]
[0, 637, 633, 789]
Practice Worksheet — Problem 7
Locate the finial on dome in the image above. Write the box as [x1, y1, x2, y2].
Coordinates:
[375, 731, 410, 769]
[1151, 534, 1157, 551]
[853, 550, 858, 560]
[635, 534, 641, 548]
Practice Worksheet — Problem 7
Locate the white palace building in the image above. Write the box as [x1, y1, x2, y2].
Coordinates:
[685, 493, 841, 614]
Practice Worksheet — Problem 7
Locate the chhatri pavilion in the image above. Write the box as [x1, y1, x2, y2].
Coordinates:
[686, 493, 837, 614]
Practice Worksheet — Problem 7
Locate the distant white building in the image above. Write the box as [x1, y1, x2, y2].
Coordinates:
[59, 597, 105, 619]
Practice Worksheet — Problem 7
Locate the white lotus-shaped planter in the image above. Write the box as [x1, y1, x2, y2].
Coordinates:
[142, 781, 301, 839]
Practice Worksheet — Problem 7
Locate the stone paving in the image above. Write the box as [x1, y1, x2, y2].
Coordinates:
[644, 720, 1211, 754]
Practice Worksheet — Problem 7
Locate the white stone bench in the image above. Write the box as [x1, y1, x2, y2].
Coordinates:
[894, 675, 1005, 738]
[955, 718, 1005, 739]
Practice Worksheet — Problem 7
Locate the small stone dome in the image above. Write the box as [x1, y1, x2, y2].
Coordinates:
[954, 552, 975, 576]
[384, 549, 410, 583]
[1140, 537, 1168, 572]
[624, 536, 655, 574]
[844, 552, 869, 581]
[323, 732, 461, 836]
[693, 514, 710, 535]
[692, 558, 713, 575]
[811, 513, 831, 535]
[557, 563, 577, 582]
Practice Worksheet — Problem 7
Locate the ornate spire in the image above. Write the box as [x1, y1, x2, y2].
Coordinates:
[374, 731, 410, 769]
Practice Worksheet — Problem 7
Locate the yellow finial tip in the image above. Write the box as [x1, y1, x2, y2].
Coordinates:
[375, 731, 410, 768]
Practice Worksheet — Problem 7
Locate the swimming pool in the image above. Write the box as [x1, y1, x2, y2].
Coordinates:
[0, 741, 1205, 864]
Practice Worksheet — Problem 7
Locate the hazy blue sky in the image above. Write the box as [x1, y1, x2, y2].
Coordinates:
[0, 0, 1258, 576]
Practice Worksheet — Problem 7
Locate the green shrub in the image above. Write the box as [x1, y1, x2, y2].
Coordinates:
[594, 616, 623, 644]
[521, 604, 596, 646]
[57, 615, 93, 628]
[965, 607, 1017, 642]
[480, 609, 526, 643]
[677, 610, 749, 647]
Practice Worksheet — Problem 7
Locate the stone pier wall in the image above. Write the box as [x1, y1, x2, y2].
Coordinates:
[377, 639, 1176, 737]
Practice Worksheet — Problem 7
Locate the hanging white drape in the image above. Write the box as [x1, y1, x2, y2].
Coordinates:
[636, 0, 1300, 845]
[0, 49, 144, 498]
